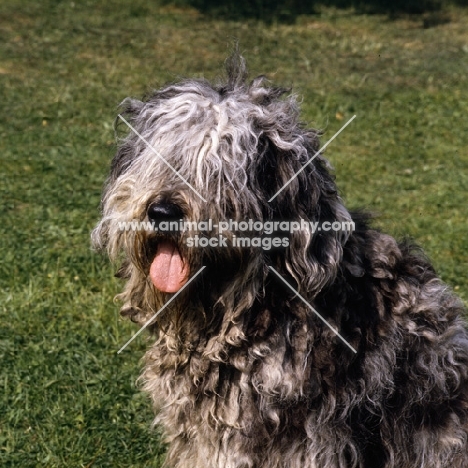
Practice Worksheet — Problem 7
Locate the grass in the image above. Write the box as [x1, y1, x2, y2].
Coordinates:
[1, 0, 467, 466]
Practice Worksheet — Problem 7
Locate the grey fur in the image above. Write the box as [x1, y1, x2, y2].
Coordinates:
[92, 54, 468, 468]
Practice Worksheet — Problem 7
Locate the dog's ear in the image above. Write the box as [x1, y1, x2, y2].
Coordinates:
[257, 136, 353, 297]
[241, 81, 353, 296]
[109, 98, 146, 181]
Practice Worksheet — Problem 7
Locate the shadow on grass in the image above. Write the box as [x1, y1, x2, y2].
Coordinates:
[165, 0, 467, 22]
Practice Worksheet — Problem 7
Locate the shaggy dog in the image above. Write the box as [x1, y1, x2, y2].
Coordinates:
[92, 54, 468, 467]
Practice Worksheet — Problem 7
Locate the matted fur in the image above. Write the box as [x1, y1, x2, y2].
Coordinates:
[92, 54, 468, 468]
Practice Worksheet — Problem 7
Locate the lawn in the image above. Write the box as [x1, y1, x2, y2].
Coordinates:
[1, 0, 467, 466]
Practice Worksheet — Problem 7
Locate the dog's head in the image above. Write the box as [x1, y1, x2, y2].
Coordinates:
[92, 53, 352, 329]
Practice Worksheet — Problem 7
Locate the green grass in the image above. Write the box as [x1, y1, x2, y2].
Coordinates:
[1, 1, 468, 466]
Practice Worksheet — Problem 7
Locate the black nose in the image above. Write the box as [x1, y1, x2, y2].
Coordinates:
[147, 202, 183, 222]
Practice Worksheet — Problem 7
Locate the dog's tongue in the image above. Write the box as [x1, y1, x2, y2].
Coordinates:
[150, 241, 189, 293]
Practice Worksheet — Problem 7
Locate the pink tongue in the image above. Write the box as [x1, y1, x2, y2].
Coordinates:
[149, 241, 189, 293]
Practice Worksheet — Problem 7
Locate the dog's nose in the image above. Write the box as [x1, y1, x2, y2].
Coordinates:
[147, 202, 183, 222]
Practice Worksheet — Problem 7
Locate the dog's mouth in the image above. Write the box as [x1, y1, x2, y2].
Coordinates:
[149, 239, 190, 293]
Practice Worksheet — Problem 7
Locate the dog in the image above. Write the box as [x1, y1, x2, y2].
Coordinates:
[92, 53, 468, 467]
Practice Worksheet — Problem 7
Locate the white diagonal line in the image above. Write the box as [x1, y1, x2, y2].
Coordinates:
[268, 115, 356, 202]
[118, 114, 207, 202]
[268, 266, 357, 353]
[117, 266, 206, 354]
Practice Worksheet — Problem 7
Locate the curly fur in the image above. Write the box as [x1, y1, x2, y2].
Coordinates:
[92, 53, 468, 468]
